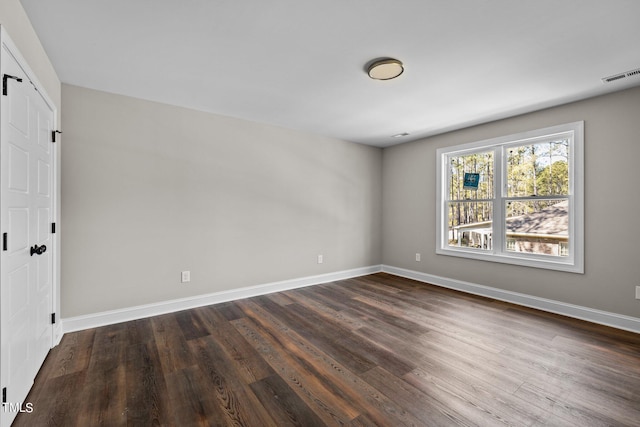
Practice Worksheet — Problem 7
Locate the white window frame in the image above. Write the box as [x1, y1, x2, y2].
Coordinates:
[436, 121, 584, 273]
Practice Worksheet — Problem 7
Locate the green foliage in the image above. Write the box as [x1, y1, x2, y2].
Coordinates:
[507, 140, 569, 197]
[537, 160, 569, 195]
[448, 151, 494, 227]
[447, 139, 569, 227]
[448, 151, 493, 201]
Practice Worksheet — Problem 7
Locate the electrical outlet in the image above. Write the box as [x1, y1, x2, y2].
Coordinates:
[317, 254, 324, 264]
[181, 271, 191, 283]
[415, 253, 421, 262]
[636, 286, 640, 300]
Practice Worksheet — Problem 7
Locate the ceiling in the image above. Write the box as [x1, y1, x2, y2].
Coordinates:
[20, 0, 640, 147]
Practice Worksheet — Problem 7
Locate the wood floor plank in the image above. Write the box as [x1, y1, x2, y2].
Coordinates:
[76, 323, 128, 426]
[410, 329, 529, 394]
[195, 306, 274, 385]
[249, 373, 327, 427]
[164, 365, 227, 426]
[514, 382, 625, 427]
[231, 300, 426, 426]
[284, 302, 417, 377]
[345, 291, 509, 355]
[188, 335, 278, 426]
[517, 369, 640, 426]
[266, 291, 297, 306]
[361, 366, 476, 426]
[175, 309, 211, 341]
[214, 301, 247, 321]
[13, 273, 640, 426]
[46, 328, 95, 379]
[278, 292, 419, 376]
[151, 313, 197, 375]
[404, 366, 550, 426]
[125, 341, 171, 426]
[579, 362, 640, 402]
[230, 314, 362, 424]
[551, 333, 640, 375]
[125, 318, 156, 347]
[282, 289, 368, 331]
[237, 297, 378, 375]
[13, 371, 86, 427]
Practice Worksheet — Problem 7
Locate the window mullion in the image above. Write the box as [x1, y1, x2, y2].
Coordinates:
[493, 146, 504, 255]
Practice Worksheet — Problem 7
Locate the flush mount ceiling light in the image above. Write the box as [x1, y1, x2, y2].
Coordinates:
[367, 58, 404, 80]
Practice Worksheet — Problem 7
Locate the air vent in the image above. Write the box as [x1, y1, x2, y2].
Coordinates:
[602, 67, 640, 83]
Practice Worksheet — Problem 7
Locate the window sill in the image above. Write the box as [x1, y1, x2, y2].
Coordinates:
[436, 247, 584, 274]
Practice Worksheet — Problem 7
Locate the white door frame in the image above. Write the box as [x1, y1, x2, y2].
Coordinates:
[0, 26, 61, 424]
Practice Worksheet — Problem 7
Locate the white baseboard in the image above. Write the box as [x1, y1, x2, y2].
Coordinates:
[382, 265, 640, 334]
[62, 263, 640, 335]
[62, 265, 382, 333]
[53, 323, 64, 346]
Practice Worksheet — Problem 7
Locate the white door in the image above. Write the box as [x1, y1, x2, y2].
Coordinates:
[0, 42, 55, 426]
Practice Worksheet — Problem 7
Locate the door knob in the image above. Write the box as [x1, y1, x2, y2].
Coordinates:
[30, 244, 47, 256]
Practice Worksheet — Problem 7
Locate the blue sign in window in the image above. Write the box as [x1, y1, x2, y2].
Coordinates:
[463, 173, 480, 189]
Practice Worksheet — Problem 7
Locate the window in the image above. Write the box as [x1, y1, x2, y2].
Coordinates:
[436, 122, 584, 273]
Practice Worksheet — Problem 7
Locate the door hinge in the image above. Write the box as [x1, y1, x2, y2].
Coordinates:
[2, 387, 6, 404]
[52, 223, 56, 234]
[2, 74, 23, 96]
[51, 130, 62, 142]
[51, 313, 56, 324]
[2, 233, 7, 251]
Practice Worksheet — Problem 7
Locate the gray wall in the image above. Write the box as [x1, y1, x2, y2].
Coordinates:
[383, 86, 640, 318]
[61, 84, 382, 317]
[5, 0, 640, 323]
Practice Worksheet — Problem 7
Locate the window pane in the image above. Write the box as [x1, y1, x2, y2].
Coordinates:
[447, 201, 493, 249]
[506, 139, 569, 197]
[448, 151, 493, 201]
[505, 199, 569, 256]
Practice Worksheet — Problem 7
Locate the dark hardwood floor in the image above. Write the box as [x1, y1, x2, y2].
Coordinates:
[14, 273, 640, 426]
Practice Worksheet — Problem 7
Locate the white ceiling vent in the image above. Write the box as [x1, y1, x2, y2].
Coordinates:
[601, 67, 640, 83]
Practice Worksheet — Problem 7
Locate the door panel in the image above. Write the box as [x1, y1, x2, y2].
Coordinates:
[7, 209, 28, 252]
[37, 207, 49, 242]
[37, 160, 50, 196]
[1, 40, 55, 426]
[8, 90, 28, 136]
[37, 115, 50, 152]
[8, 265, 28, 310]
[8, 144, 29, 192]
